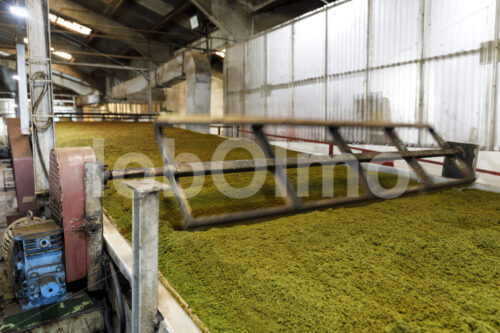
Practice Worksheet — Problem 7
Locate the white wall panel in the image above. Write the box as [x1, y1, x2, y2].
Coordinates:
[245, 91, 265, 117]
[224, 0, 500, 149]
[327, 72, 366, 142]
[226, 43, 244, 93]
[370, 0, 420, 67]
[425, 54, 490, 146]
[293, 80, 325, 140]
[293, 11, 326, 81]
[267, 26, 292, 85]
[266, 87, 293, 136]
[327, 0, 367, 74]
[245, 36, 265, 90]
[369, 64, 419, 144]
[424, 0, 495, 57]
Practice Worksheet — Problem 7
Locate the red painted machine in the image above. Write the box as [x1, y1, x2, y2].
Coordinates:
[6, 118, 37, 214]
[49, 147, 96, 283]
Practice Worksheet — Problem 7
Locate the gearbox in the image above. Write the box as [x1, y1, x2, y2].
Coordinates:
[3, 214, 67, 310]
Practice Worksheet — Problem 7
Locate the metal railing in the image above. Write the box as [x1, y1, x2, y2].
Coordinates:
[54, 112, 156, 122]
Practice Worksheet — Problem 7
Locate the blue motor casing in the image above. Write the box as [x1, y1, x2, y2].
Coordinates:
[9, 218, 67, 310]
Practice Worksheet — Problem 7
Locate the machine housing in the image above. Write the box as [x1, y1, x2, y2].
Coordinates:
[8, 217, 67, 309]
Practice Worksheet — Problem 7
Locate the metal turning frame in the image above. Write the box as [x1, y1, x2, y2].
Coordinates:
[109, 116, 476, 229]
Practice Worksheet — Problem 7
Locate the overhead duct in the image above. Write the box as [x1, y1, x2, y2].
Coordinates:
[110, 51, 212, 128]
[0, 58, 96, 96]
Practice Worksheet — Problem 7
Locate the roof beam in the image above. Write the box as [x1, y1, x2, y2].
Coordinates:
[134, 0, 174, 16]
[189, 0, 253, 40]
[49, 0, 172, 59]
[147, 1, 192, 35]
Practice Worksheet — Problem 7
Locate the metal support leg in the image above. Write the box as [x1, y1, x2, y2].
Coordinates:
[329, 126, 373, 196]
[252, 124, 300, 208]
[154, 124, 194, 228]
[385, 127, 432, 185]
[85, 162, 104, 291]
[124, 179, 169, 333]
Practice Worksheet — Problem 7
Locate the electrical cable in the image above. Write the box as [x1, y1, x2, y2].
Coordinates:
[31, 71, 51, 180]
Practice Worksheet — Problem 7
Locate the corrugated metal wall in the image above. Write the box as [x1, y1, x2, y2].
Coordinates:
[224, 0, 500, 149]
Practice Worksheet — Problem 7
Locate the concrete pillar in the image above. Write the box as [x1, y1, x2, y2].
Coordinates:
[26, 0, 55, 193]
[124, 179, 169, 333]
[185, 52, 211, 132]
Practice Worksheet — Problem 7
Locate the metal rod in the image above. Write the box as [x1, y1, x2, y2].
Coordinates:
[54, 112, 155, 117]
[156, 114, 432, 128]
[51, 60, 149, 72]
[186, 178, 474, 229]
[329, 126, 372, 195]
[107, 148, 460, 182]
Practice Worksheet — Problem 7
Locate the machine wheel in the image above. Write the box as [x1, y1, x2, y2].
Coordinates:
[104, 259, 125, 333]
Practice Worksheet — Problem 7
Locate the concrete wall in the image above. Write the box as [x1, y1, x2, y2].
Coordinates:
[164, 70, 223, 118]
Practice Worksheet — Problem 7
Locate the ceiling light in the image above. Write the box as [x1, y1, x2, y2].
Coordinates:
[13, 75, 19, 81]
[215, 49, 226, 58]
[190, 15, 199, 29]
[53, 16, 91, 35]
[9, 6, 27, 18]
[0, 50, 11, 57]
[23, 37, 28, 44]
[52, 51, 72, 60]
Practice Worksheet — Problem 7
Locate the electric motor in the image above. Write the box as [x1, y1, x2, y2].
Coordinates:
[2, 213, 67, 310]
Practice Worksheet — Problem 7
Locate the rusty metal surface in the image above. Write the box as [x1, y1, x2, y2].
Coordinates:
[6, 118, 37, 213]
[49, 147, 96, 283]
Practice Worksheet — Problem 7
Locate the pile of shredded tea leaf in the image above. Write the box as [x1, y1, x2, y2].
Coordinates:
[56, 122, 500, 332]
